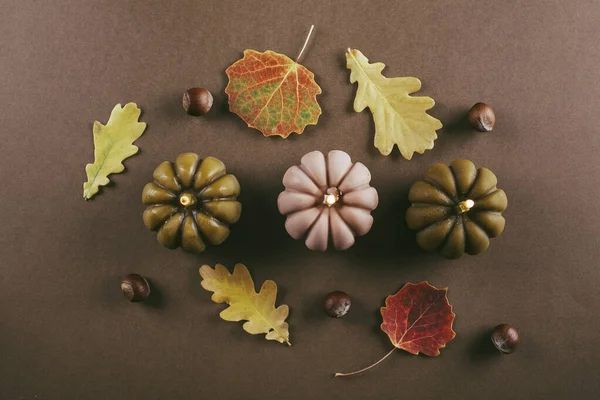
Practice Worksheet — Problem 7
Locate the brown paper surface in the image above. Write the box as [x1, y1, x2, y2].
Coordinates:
[1, 1, 599, 398]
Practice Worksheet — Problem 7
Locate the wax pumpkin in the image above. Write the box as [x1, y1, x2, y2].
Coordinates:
[406, 159, 507, 259]
[278, 150, 378, 251]
[142, 153, 241, 253]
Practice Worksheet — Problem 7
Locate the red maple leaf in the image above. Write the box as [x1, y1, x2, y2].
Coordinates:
[224, 27, 322, 138]
[336, 281, 456, 377]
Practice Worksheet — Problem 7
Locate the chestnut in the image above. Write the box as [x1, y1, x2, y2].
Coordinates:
[182, 87, 213, 116]
[121, 273, 150, 302]
[323, 291, 351, 318]
[467, 102, 495, 132]
[491, 324, 519, 354]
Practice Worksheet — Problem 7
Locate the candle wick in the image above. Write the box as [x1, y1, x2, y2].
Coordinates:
[323, 187, 341, 207]
[179, 193, 196, 207]
[457, 199, 475, 214]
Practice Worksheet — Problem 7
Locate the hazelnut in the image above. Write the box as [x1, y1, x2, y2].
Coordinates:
[491, 324, 519, 354]
[121, 273, 150, 302]
[467, 102, 495, 132]
[323, 291, 351, 318]
[182, 88, 213, 116]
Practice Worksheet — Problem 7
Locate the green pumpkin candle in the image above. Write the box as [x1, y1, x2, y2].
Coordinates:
[142, 153, 241, 253]
[406, 159, 507, 259]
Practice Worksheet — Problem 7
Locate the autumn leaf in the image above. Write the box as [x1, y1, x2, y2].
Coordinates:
[225, 26, 322, 138]
[380, 282, 456, 356]
[346, 48, 442, 159]
[335, 281, 455, 377]
[83, 103, 147, 200]
[200, 263, 291, 346]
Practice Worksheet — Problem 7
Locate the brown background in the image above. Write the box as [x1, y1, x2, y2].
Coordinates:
[1, 1, 599, 399]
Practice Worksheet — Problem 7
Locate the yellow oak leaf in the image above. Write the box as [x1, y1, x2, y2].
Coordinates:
[200, 263, 291, 346]
[83, 103, 147, 200]
[346, 48, 442, 160]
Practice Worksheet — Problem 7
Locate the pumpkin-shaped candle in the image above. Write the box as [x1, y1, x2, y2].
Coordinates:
[406, 159, 507, 259]
[278, 150, 378, 251]
[142, 153, 241, 253]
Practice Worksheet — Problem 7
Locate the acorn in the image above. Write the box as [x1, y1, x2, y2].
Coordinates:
[121, 274, 151, 302]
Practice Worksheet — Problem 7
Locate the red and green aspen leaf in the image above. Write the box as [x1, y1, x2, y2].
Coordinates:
[225, 48, 322, 138]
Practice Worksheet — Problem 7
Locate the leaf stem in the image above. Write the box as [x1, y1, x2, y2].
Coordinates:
[296, 25, 314, 62]
[334, 347, 396, 377]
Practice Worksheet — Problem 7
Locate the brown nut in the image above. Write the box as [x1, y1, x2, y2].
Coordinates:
[467, 102, 495, 132]
[183, 88, 213, 116]
[323, 291, 351, 318]
[121, 273, 151, 302]
[491, 324, 519, 354]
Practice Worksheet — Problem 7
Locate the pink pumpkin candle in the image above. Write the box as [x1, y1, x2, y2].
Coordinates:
[277, 150, 378, 251]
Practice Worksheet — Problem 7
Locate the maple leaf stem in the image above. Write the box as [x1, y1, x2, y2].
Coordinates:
[295, 24, 314, 62]
[334, 347, 396, 377]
